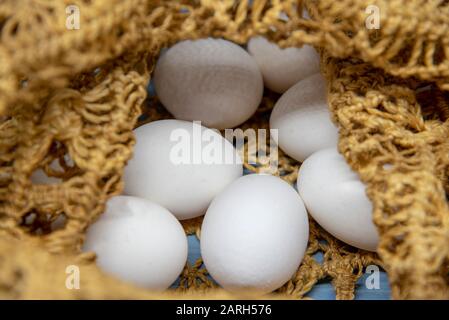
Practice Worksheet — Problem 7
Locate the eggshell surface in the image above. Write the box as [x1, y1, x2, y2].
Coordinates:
[270, 73, 338, 162]
[153, 38, 264, 129]
[83, 195, 188, 290]
[297, 148, 379, 251]
[201, 174, 309, 294]
[124, 120, 243, 220]
[247, 36, 320, 93]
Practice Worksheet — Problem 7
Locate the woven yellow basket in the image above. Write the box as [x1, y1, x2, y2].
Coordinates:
[1, 0, 448, 300]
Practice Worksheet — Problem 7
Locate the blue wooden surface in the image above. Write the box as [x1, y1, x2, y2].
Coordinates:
[182, 235, 390, 300]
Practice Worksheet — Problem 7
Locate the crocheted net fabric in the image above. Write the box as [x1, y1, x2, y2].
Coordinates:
[0, 0, 448, 300]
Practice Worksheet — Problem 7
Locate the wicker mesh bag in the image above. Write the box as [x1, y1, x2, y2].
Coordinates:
[0, 0, 449, 300]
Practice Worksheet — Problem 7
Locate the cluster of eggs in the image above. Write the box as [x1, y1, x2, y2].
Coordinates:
[36, 38, 379, 294]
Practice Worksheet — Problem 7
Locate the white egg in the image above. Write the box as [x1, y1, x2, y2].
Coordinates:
[297, 148, 379, 251]
[83, 195, 188, 290]
[124, 120, 243, 220]
[201, 174, 309, 294]
[270, 73, 338, 162]
[153, 38, 264, 129]
[247, 36, 320, 93]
